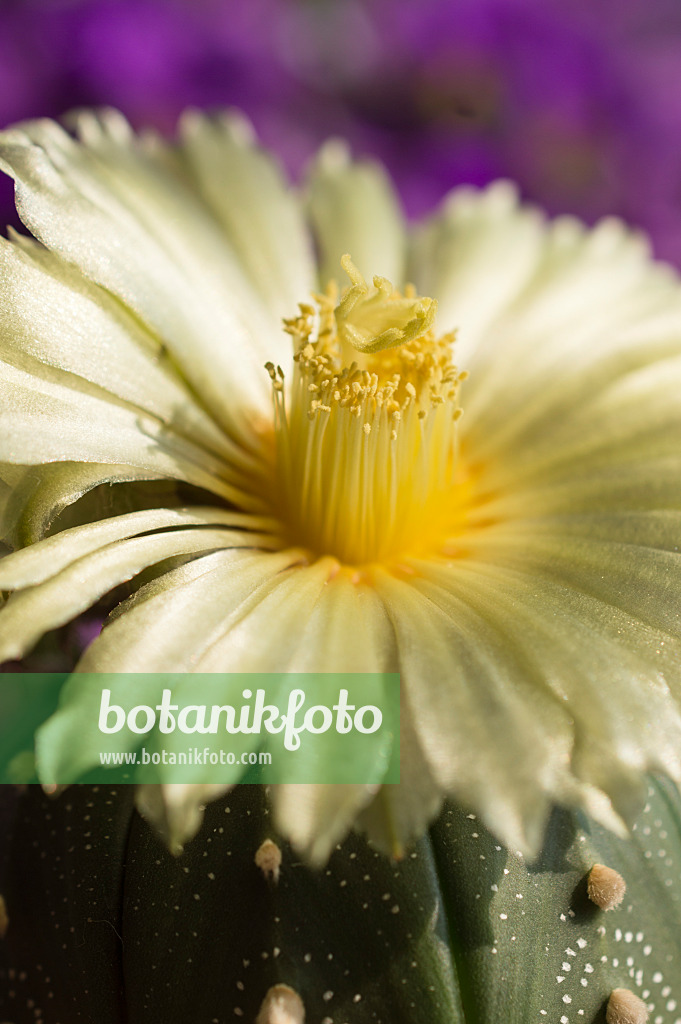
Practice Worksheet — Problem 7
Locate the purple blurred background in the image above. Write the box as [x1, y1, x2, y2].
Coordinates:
[1, 0, 681, 261]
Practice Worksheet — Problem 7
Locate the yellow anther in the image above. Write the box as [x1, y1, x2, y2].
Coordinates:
[266, 256, 463, 564]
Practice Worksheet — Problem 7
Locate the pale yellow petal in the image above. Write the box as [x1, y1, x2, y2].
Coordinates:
[75, 547, 307, 672]
[0, 358, 259, 508]
[0, 527, 263, 662]
[456, 529, 681, 654]
[410, 180, 546, 360]
[466, 347, 681, 482]
[272, 574, 395, 863]
[180, 110, 315, 321]
[0, 113, 286, 438]
[372, 566, 575, 855]
[191, 557, 340, 672]
[408, 556, 681, 826]
[307, 140, 406, 286]
[465, 458, 681, 526]
[135, 783, 233, 856]
[459, 211, 680, 429]
[0, 235, 233, 461]
[355, 716, 445, 859]
[0, 505, 275, 588]
[0, 463, 164, 547]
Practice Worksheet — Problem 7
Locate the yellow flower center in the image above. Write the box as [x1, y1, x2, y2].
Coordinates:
[267, 257, 466, 567]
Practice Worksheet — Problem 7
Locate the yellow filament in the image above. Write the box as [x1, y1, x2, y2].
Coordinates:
[267, 260, 465, 566]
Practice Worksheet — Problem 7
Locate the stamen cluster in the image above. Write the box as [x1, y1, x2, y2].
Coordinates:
[267, 263, 465, 565]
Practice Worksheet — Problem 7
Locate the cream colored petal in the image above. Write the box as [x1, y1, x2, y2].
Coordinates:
[157, 560, 375, 860]
[277, 570, 445, 862]
[456, 529, 681, 655]
[75, 547, 307, 672]
[307, 140, 406, 286]
[88, 563, 397, 858]
[408, 557, 681, 827]
[272, 574, 395, 864]
[0, 463, 163, 547]
[0, 358, 260, 508]
[0, 526, 262, 662]
[465, 457, 681, 541]
[372, 566, 576, 856]
[0, 236, 234, 462]
[457, 211, 681, 427]
[180, 110, 315, 321]
[465, 338, 681, 479]
[76, 549, 324, 852]
[69, 552, 319, 856]
[461, 509, 681, 556]
[464, 364, 679, 532]
[411, 185, 681, 451]
[0, 505, 276, 588]
[355, 714, 444, 859]
[135, 783, 233, 856]
[409, 181, 546, 360]
[0, 112, 287, 438]
[490, 215, 663, 357]
[190, 556, 340, 672]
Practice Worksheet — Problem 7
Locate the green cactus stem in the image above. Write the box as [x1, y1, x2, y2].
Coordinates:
[0, 776, 680, 1023]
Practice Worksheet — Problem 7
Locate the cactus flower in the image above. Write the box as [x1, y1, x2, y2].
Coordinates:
[0, 109, 681, 874]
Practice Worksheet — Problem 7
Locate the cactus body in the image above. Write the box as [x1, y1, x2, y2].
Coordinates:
[1, 777, 680, 1022]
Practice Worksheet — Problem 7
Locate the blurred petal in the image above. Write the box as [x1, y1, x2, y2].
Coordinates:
[410, 181, 546, 359]
[411, 185, 681, 413]
[307, 141, 406, 286]
[180, 110, 315, 322]
[356, 710, 444, 859]
[135, 783, 233, 856]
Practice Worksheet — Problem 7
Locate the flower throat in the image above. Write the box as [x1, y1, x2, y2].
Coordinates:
[267, 256, 465, 566]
